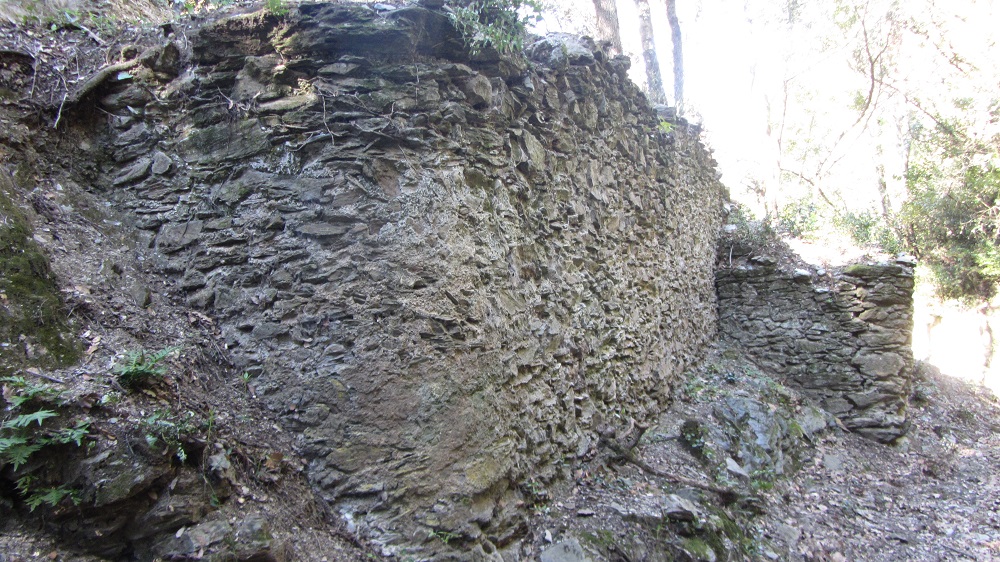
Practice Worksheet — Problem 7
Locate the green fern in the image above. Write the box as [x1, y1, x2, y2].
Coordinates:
[1, 376, 91, 506]
[0, 376, 59, 408]
[24, 485, 79, 511]
[0, 443, 44, 471]
[50, 421, 90, 446]
[1, 411, 58, 470]
[113, 346, 180, 388]
[0, 434, 29, 451]
[1, 409, 58, 429]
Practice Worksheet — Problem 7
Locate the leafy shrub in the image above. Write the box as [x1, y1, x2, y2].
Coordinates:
[776, 196, 821, 238]
[898, 156, 1000, 300]
[834, 209, 901, 254]
[722, 204, 778, 251]
[892, 102, 1000, 301]
[264, 0, 287, 17]
[448, 0, 544, 56]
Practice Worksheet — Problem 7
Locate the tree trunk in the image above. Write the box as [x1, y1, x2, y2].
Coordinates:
[592, 0, 623, 56]
[665, 0, 683, 110]
[633, 0, 665, 103]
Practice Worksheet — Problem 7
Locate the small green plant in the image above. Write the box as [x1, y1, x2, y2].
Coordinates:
[749, 468, 776, 492]
[113, 346, 180, 389]
[16, 477, 80, 511]
[141, 409, 198, 463]
[723, 204, 779, 252]
[98, 391, 122, 406]
[88, 12, 119, 36]
[682, 377, 717, 401]
[429, 529, 461, 545]
[679, 419, 717, 464]
[1, 376, 89, 511]
[521, 479, 544, 497]
[657, 119, 675, 134]
[265, 0, 288, 16]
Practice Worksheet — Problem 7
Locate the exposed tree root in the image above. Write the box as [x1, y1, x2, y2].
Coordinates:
[599, 423, 743, 504]
[65, 44, 161, 106]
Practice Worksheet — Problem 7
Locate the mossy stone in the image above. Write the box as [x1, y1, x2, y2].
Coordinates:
[842, 263, 902, 277]
[681, 537, 717, 562]
[0, 181, 80, 373]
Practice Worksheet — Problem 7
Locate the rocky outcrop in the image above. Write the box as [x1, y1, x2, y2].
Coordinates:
[80, 3, 725, 555]
[716, 257, 915, 443]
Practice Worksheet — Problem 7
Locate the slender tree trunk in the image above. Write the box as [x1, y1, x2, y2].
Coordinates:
[633, 0, 665, 103]
[665, 0, 683, 110]
[593, 0, 624, 56]
[592, 0, 623, 56]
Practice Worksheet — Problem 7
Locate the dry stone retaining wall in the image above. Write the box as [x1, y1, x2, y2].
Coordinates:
[82, 4, 725, 554]
[716, 258, 916, 443]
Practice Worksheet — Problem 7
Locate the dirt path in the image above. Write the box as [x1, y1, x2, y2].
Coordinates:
[759, 370, 1000, 561]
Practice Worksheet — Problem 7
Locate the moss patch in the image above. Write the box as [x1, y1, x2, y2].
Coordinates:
[681, 537, 717, 561]
[0, 182, 80, 373]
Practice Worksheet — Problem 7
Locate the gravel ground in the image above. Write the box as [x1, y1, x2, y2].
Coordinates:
[523, 351, 1000, 562]
[758, 369, 1000, 561]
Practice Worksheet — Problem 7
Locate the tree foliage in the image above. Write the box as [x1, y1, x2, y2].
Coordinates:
[447, 0, 544, 56]
[754, 0, 1000, 301]
[900, 108, 1000, 300]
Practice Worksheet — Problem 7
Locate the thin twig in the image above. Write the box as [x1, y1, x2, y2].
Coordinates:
[21, 370, 65, 384]
[28, 45, 40, 99]
[288, 132, 335, 152]
[65, 14, 107, 47]
[53, 74, 68, 128]
[319, 85, 336, 147]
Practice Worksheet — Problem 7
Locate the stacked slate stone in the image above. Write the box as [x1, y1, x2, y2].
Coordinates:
[717, 255, 915, 443]
[88, 3, 726, 555]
